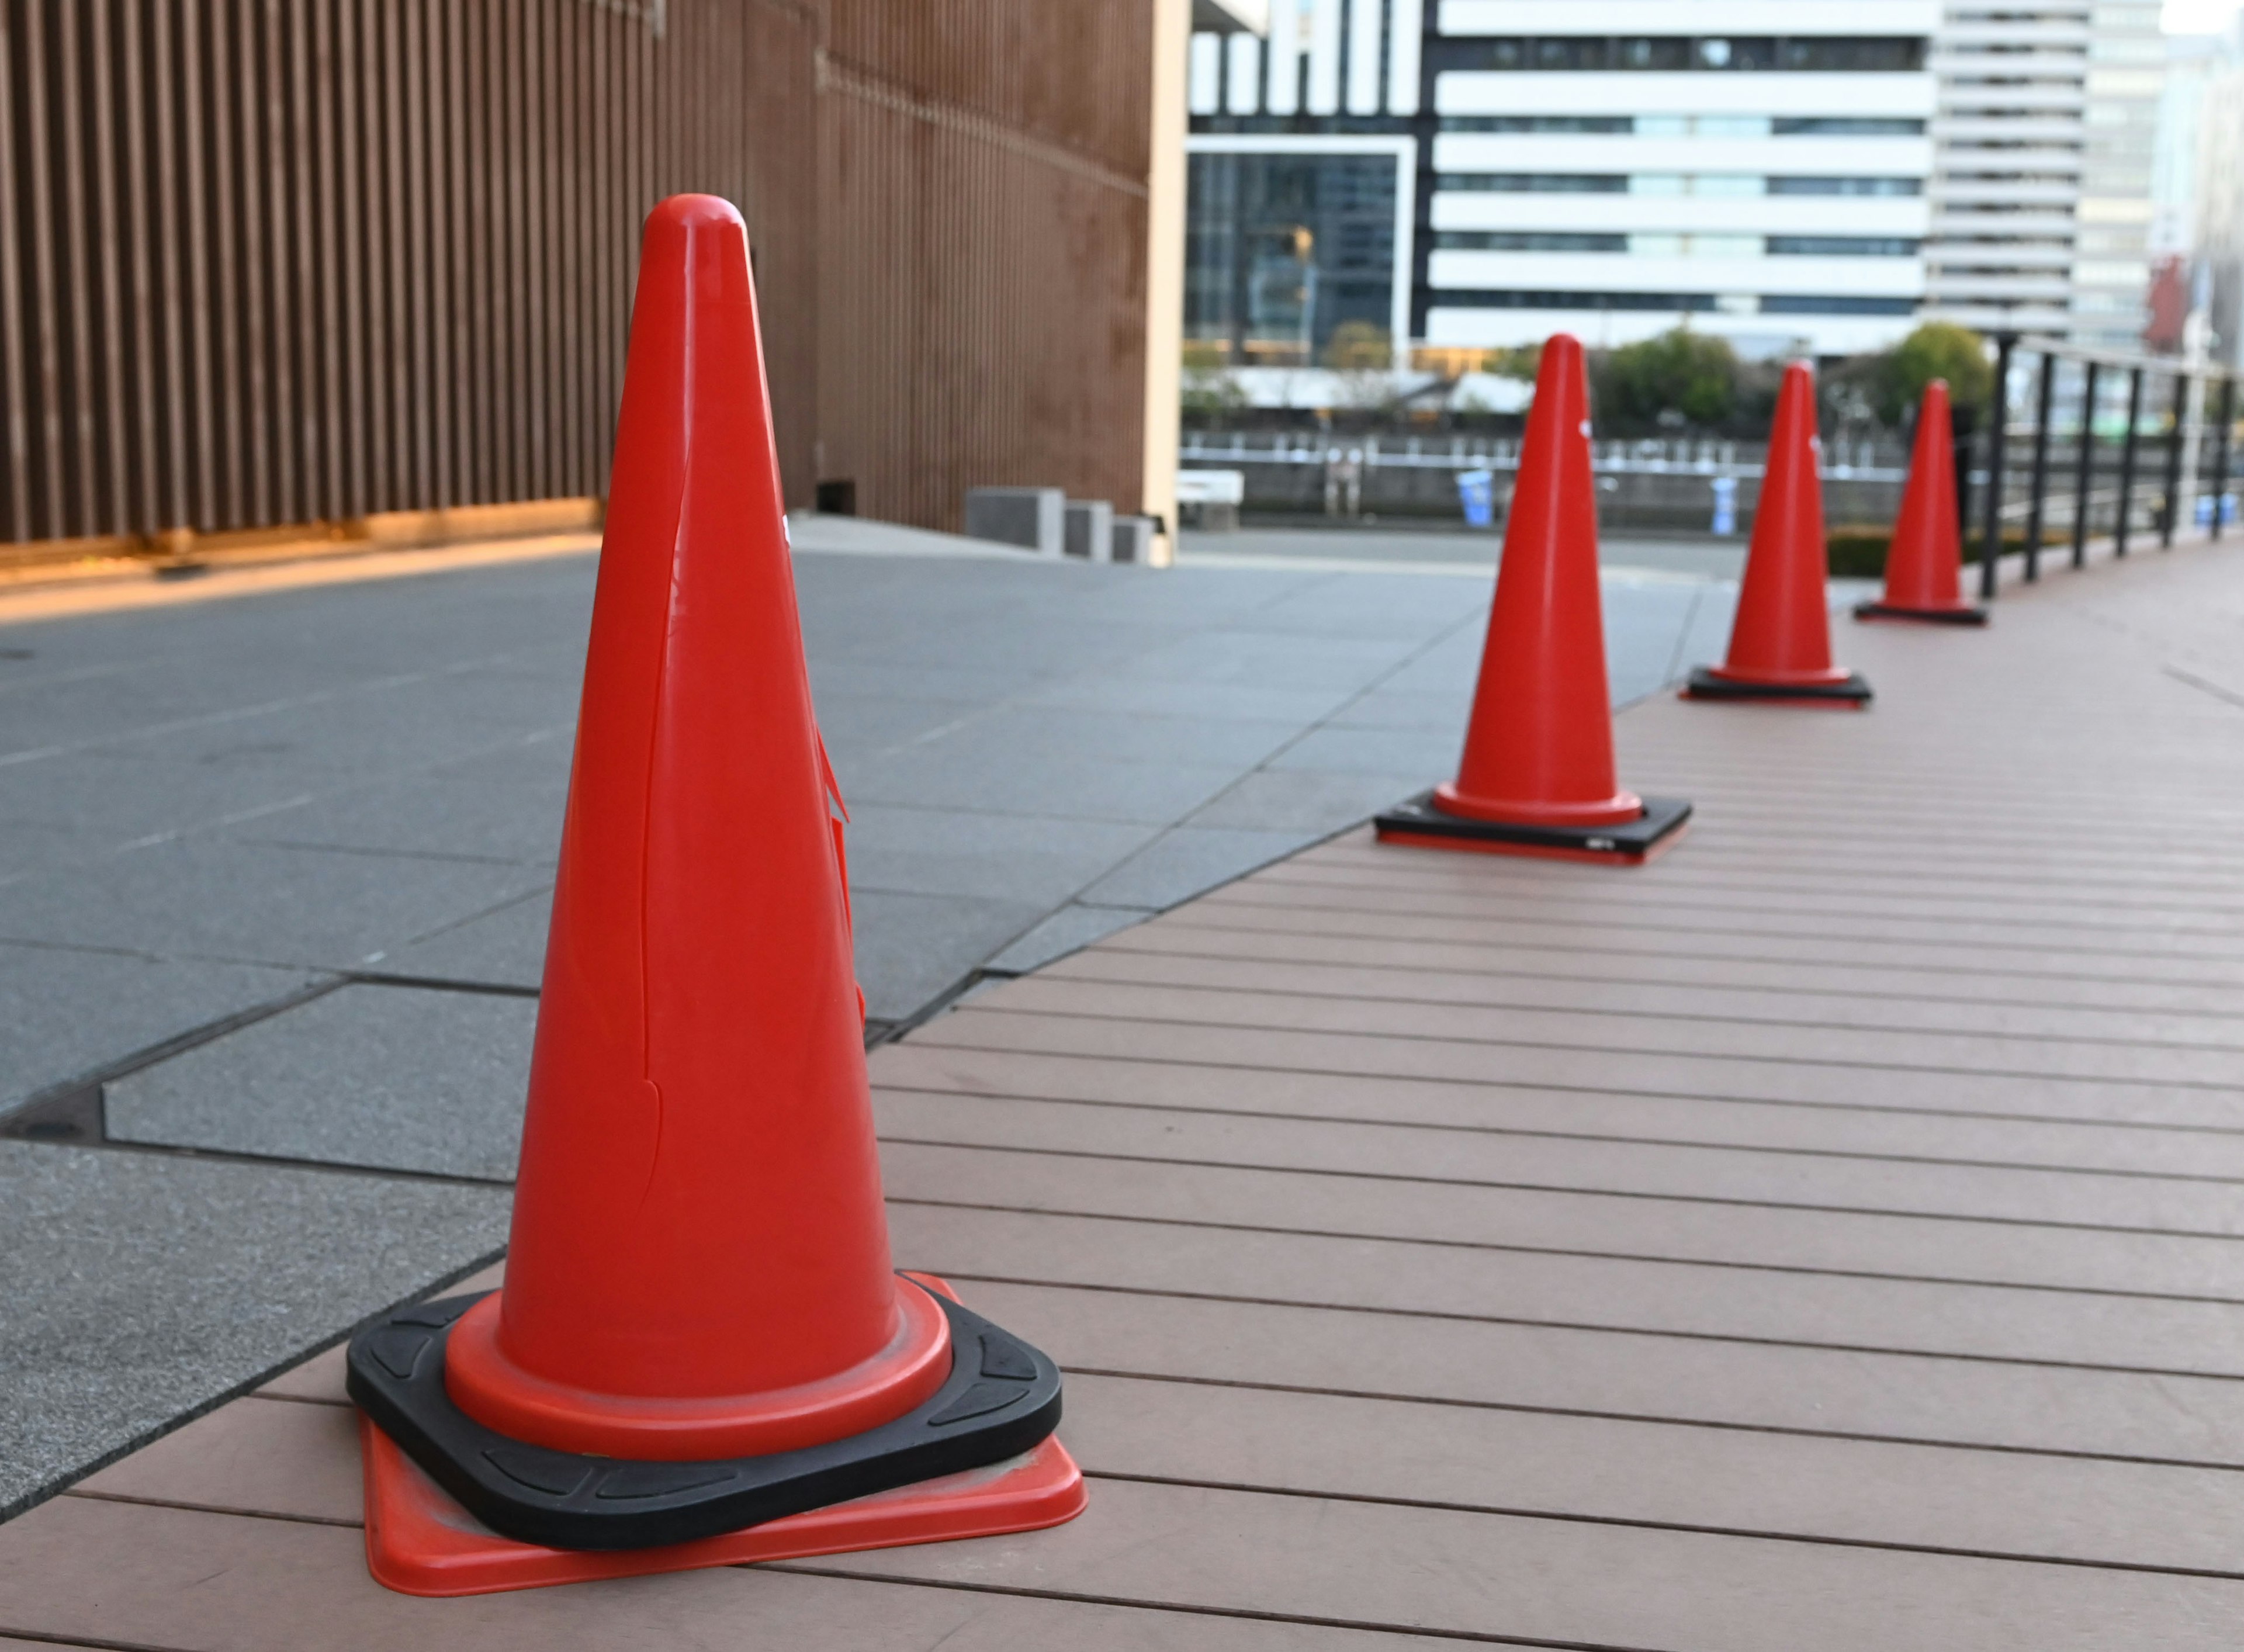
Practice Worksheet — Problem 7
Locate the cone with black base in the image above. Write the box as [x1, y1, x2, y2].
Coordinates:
[1685, 361, 1872, 708]
[1855, 378, 1989, 626]
[1374, 334, 1689, 865]
[348, 195, 1083, 1598]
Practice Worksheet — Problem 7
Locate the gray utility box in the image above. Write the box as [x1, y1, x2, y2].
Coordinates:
[964, 487, 1064, 556]
[1111, 515, 1156, 563]
[1063, 499, 1114, 562]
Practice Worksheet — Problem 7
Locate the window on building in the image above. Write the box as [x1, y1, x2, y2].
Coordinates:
[1759, 295, 1919, 313]
[1778, 37, 1927, 71]
[1185, 151, 1398, 366]
[1434, 174, 1630, 192]
[1435, 232, 1629, 251]
[1772, 117, 1926, 135]
[1768, 176, 1923, 196]
[1439, 116, 1633, 133]
[1767, 236, 1921, 255]
[1439, 37, 1923, 74]
[1435, 290, 1720, 311]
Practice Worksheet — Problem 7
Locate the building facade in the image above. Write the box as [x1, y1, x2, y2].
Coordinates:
[1921, 2, 2090, 337]
[1189, 0, 1940, 363]
[0, 0, 1175, 548]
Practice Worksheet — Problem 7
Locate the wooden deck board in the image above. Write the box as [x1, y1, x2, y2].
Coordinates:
[6, 546, 2243, 1646]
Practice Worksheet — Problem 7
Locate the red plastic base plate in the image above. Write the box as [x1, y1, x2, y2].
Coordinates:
[359, 1278, 1086, 1597]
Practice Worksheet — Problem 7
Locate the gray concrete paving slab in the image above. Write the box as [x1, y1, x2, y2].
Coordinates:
[378, 890, 551, 990]
[1183, 766, 1439, 833]
[843, 739, 1248, 827]
[235, 767, 570, 868]
[0, 1140, 509, 1521]
[0, 837, 549, 971]
[982, 903, 1156, 976]
[0, 751, 341, 844]
[848, 888, 1051, 1024]
[0, 943, 318, 1113]
[105, 983, 536, 1180]
[1073, 826, 1316, 911]
[843, 804, 1158, 908]
[1266, 724, 1466, 780]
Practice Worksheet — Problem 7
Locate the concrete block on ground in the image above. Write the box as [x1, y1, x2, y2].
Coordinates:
[1177, 469, 1244, 532]
[1111, 515, 1157, 564]
[964, 487, 1064, 556]
[1064, 500, 1114, 562]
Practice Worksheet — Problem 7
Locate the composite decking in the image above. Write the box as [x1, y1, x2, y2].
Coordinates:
[4, 541, 2244, 1647]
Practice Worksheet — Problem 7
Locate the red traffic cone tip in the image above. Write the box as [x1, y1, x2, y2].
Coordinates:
[1687, 361, 1870, 705]
[349, 192, 1078, 1600]
[1436, 334, 1641, 828]
[1379, 333, 1691, 863]
[1858, 378, 1985, 624]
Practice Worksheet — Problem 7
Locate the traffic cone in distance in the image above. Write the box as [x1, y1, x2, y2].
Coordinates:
[346, 195, 1082, 1597]
[1376, 334, 1689, 865]
[1855, 378, 1989, 625]
[1685, 361, 1872, 708]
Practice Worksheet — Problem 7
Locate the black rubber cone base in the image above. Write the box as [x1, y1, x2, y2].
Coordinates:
[1374, 791, 1691, 864]
[347, 1279, 1064, 1552]
[1853, 600, 1988, 626]
[1683, 666, 1872, 706]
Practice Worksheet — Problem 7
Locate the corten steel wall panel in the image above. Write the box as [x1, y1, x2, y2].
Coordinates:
[0, 0, 1152, 545]
[818, 3, 1154, 530]
[0, 0, 820, 543]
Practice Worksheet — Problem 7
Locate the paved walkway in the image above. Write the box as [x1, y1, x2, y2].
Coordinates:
[0, 521, 1739, 1527]
[2, 533, 2240, 1644]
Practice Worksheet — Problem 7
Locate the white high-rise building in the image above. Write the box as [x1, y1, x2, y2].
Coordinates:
[1187, 1, 1940, 363]
[1922, 2, 2091, 336]
[1423, 2, 1938, 357]
[2072, 2, 2166, 343]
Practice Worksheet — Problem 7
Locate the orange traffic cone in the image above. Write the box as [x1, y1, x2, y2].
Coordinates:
[1376, 334, 1689, 864]
[1856, 379, 1989, 625]
[1686, 362, 1872, 706]
[347, 196, 1083, 1597]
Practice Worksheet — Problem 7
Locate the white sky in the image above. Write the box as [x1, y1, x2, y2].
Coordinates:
[2165, 0, 2240, 31]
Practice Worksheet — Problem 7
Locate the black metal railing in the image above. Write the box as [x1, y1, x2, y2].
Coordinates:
[1971, 333, 2240, 602]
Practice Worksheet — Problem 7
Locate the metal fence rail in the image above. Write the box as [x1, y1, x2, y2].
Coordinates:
[1973, 334, 2240, 598]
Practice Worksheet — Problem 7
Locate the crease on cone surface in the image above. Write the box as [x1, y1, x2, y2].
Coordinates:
[439, 193, 950, 1462]
[1434, 333, 1641, 828]
[1869, 378, 1979, 617]
[1705, 361, 1853, 687]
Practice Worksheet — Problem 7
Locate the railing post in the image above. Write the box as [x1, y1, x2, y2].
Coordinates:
[2211, 375, 2236, 543]
[1978, 333, 2016, 599]
[2023, 349, 2055, 581]
[2115, 364, 2143, 558]
[2071, 360, 2098, 569]
[2159, 369, 2187, 549]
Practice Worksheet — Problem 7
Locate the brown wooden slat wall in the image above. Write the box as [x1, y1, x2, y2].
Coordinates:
[0, 0, 1152, 545]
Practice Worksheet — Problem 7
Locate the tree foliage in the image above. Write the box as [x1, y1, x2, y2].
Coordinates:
[1819, 323, 1991, 429]
[1322, 321, 1393, 371]
[1591, 327, 1740, 429]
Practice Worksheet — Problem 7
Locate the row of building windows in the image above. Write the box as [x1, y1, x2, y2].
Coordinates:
[1438, 116, 1927, 137]
[1433, 233, 1921, 257]
[1434, 290, 1919, 314]
[1434, 174, 1923, 196]
[1432, 36, 1926, 74]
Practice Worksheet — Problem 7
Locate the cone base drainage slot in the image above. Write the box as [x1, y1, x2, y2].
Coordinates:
[1852, 601, 1989, 628]
[348, 1279, 1065, 1554]
[1681, 667, 1874, 706]
[1374, 791, 1691, 865]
